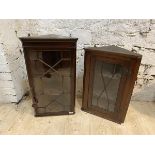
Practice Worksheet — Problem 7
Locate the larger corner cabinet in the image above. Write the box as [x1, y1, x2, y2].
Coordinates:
[82, 46, 142, 123]
[20, 35, 78, 116]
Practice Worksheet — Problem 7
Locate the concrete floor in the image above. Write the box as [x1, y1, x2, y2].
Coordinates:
[0, 96, 155, 134]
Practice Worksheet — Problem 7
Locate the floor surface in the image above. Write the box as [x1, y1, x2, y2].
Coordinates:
[0, 96, 155, 134]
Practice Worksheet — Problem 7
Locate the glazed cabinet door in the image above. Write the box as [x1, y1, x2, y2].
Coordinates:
[25, 50, 75, 116]
[82, 52, 132, 123]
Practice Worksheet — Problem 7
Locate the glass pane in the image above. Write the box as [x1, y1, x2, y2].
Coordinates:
[91, 60, 125, 112]
[30, 51, 72, 114]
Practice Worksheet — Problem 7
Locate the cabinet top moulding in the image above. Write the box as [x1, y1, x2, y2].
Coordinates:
[19, 34, 78, 49]
[85, 45, 142, 59]
[19, 34, 78, 42]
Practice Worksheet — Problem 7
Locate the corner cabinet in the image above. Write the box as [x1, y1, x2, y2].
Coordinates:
[20, 35, 78, 117]
[82, 46, 142, 123]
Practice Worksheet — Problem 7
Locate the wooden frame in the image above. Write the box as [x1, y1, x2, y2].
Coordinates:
[82, 45, 142, 124]
[20, 34, 78, 117]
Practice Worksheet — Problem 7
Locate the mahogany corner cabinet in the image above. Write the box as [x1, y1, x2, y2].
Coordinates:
[82, 45, 142, 124]
[20, 35, 78, 116]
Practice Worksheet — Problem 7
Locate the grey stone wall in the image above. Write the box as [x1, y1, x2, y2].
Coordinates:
[0, 19, 155, 102]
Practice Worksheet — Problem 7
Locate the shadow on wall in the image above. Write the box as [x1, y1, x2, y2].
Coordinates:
[76, 76, 83, 98]
[132, 82, 155, 102]
[130, 83, 155, 118]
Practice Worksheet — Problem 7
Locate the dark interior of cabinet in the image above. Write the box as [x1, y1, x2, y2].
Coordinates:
[30, 51, 72, 114]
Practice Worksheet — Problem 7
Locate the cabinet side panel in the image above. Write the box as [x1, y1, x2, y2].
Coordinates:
[82, 51, 92, 110]
[119, 57, 142, 123]
[70, 48, 76, 113]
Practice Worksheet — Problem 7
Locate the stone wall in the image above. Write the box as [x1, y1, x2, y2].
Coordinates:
[0, 19, 155, 103]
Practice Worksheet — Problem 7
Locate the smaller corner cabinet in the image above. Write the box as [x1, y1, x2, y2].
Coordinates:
[82, 45, 142, 123]
[20, 34, 78, 117]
